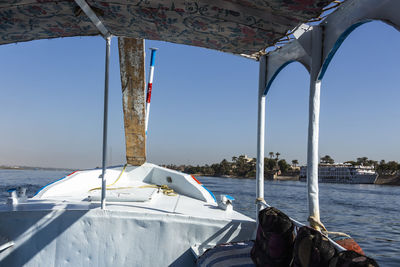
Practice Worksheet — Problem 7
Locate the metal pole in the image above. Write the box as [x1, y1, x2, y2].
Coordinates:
[256, 55, 267, 222]
[101, 36, 111, 210]
[307, 79, 321, 223]
[145, 48, 157, 135]
[306, 26, 322, 229]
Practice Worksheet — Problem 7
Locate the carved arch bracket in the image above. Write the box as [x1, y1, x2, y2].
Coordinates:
[263, 0, 400, 96]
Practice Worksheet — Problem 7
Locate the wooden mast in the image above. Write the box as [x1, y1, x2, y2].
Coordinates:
[118, 38, 146, 166]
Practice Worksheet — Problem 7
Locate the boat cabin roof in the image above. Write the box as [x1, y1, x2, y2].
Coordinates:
[1, 0, 335, 57]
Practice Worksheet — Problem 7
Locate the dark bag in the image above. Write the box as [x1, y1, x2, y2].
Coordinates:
[292, 226, 336, 267]
[251, 207, 295, 267]
[329, 250, 379, 267]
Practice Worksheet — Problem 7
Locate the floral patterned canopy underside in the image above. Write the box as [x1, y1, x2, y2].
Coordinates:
[0, 0, 333, 56]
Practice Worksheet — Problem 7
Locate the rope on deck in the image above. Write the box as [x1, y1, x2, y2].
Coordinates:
[89, 164, 128, 192]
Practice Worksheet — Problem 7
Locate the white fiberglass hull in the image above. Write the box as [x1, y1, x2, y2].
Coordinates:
[0, 164, 255, 266]
[0, 205, 254, 266]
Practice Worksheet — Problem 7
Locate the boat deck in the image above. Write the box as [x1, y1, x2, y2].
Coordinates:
[0, 165, 255, 266]
[0, 192, 252, 223]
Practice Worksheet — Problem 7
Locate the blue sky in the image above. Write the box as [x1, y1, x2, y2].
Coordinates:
[0, 21, 399, 169]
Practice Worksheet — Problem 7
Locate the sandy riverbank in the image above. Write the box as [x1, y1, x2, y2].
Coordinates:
[274, 175, 299, 181]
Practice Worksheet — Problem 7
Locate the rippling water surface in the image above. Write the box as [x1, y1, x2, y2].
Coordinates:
[0, 170, 399, 266]
[199, 176, 400, 267]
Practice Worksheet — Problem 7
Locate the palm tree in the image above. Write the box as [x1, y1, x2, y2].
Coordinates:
[275, 152, 280, 160]
[320, 155, 334, 164]
[356, 157, 368, 166]
[292, 159, 299, 167]
[269, 152, 274, 159]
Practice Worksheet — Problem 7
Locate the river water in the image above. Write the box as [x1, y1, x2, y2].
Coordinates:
[0, 169, 399, 266]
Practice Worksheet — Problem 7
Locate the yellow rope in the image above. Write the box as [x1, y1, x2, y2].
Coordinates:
[88, 164, 128, 192]
[308, 215, 327, 232]
[322, 1, 342, 12]
[326, 231, 351, 238]
[308, 210, 351, 239]
[255, 197, 266, 204]
[308, 216, 350, 237]
[109, 164, 128, 186]
[87, 165, 177, 197]
[100, 186, 133, 191]
[139, 184, 177, 196]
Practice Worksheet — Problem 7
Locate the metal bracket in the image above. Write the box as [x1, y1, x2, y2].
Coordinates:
[74, 0, 111, 39]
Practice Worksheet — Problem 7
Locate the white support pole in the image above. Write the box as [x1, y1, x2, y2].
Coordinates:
[101, 36, 111, 210]
[256, 55, 267, 221]
[306, 26, 323, 229]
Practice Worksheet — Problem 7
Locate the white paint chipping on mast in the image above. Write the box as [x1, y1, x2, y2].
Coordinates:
[118, 38, 146, 166]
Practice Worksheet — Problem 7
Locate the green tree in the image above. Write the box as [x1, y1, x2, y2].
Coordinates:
[264, 158, 277, 171]
[377, 160, 388, 173]
[387, 161, 399, 173]
[291, 159, 299, 167]
[278, 159, 289, 173]
[275, 152, 281, 160]
[367, 160, 378, 168]
[220, 159, 231, 175]
[269, 152, 274, 159]
[320, 155, 334, 164]
[232, 155, 253, 177]
[356, 157, 369, 166]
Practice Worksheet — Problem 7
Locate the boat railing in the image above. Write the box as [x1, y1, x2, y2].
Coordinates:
[259, 200, 346, 252]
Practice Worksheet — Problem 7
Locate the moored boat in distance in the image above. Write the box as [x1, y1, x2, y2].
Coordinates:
[299, 164, 378, 184]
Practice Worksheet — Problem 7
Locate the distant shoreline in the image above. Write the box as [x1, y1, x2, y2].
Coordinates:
[0, 166, 73, 171]
[195, 173, 300, 181]
[2, 165, 399, 185]
[196, 173, 400, 186]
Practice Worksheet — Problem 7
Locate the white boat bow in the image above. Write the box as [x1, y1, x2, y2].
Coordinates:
[0, 164, 255, 266]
